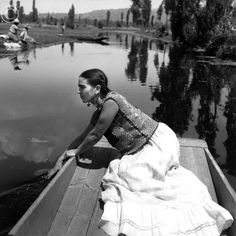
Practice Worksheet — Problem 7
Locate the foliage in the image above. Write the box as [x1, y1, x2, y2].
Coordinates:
[121, 12, 124, 25]
[157, 3, 163, 20]
[130, 0, 151, 27]
[16, 1, 24, 22]
[150, 15, 154, 27]
[126, 10, 130, 27]
[141, 0, 152, 27]
[67, 4, 75, 29]
[165, 0, 234, 46]
[94, 18, 97, 27]
[97, 20, 104, 29]
[106, 10, 110, 26]
[32, 0, 38, 22]
[116, 20, 122, 28]
[130, 0, 142, 25]
[8, 0, 15, 21]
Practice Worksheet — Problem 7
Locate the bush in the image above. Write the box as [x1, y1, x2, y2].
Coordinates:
[97, 20, 104, 29]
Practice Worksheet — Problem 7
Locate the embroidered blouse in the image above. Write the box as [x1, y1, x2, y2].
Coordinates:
[90, 91, 159, 155]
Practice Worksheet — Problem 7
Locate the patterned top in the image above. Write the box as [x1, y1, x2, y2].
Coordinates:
[90, 91, 159, 155]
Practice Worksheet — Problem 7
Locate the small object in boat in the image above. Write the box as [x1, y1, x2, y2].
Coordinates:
[78, 157, 92, 164]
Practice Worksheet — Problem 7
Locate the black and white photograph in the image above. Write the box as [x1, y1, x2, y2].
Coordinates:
[0, 0, 236, 235]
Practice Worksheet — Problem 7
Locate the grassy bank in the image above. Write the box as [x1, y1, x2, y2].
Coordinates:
[0, 23, 170, 47]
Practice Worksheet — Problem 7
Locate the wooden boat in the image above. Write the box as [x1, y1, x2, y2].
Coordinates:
[57, 34, 109, 43]
[8, 138, 236, 236]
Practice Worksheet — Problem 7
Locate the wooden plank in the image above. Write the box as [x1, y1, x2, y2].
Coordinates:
[70, 166, 90, 186]
[49, 145, 117, 236]
[205, 148, 236, 236]
[86, 195, 107, 236]
[47, 184, 84, 236]
[47, 164, 91, 236]
[8, 156, 77, 236]
[178, 138, 208, 148]
[179, 146, 217, 202]
[66, 186, 99, 236]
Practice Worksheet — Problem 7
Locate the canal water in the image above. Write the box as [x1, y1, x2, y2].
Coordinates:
[0, 33, 236, 194]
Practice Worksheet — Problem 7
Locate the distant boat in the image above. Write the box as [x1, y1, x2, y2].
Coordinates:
[8, 138, 236, 236]
[57, 34, 109, 43]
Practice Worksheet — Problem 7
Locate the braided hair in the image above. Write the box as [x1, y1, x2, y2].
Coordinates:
[79, 69, 111, 98]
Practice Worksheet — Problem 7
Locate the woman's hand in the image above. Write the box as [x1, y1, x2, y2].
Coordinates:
[46, 149, 77, 179]
[65, 149, 77, 159]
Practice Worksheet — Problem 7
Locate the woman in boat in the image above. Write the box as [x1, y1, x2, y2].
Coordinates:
[56, 68, 233, 235]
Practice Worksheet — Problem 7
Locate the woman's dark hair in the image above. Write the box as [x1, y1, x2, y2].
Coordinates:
[79, 69, 111, 97]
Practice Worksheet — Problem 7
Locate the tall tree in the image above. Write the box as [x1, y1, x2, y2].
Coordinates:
[121, 11, 124, 25]
[165, 0, 234, 45]
[19, 6, 24, 21]
[157, 2, 163, 20]
[106, 10, 110, 26]
[8, 0, 15, 21]
[130, 0, 141, 25]
[16, 0, 20, 11]
[67, 4, 75, 29]
[142, 0, 151, 27]
[32, 0, 38, 22]
[126, 9, 130, 27]
[150, 15, 154, 27]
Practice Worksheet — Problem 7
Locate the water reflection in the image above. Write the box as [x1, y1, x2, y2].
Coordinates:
[125, 36, 149, 85]
[69, 42, 74, 56]
[61, 43, 65, 55]
[151, 46, 193, 136]
[190, 63, 229, 157]
[224, 72, 236, 176]
[0, 33, 236, 194]
[9, 51, 30, 70]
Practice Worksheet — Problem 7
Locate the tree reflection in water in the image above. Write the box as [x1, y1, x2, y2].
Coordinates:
[150, 42, 236, 177]
[224, 69, 236, 176]
[190, 63, 227, 158]
[151, 45, 193, 136]
[125, 36, 149, 85]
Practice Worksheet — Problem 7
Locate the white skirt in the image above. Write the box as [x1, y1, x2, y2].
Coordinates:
[99, 123, 233, 236]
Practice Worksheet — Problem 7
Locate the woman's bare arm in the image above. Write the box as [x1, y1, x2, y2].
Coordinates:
[67, 123, 94, 150]
[76, 99, 119, 155]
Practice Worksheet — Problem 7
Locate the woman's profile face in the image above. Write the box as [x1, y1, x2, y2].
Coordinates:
[78, 77, 96, 103]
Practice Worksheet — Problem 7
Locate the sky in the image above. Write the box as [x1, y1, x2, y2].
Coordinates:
[0, 0, 162, 14]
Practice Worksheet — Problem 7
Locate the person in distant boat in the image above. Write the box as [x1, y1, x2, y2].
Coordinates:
[49, 68, 234, 236]
[61, 23, 65, 34]
[19, 24, 37, 44]
[8, 18, 22, 42]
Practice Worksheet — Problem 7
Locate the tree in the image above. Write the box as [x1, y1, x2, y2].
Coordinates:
[106, 10, 110, 26]
[126, 9, 130, 27]
[46, 13, 50, 24]
[16, 0, 20, 11]
[16, 1, 24, 22]
[32, 0, 38, 22]
[94, 18, 97, 27]
[165, 0, 234, 46]
[97, 20, 104, 29]
[19, 6, 24, 22]
[130, 0, 141, 25]
[67, 4, 75, 29]
[141, 0, 151, 27]
[121, 12, 124, 26]
[8, 0, 15, 21]
[157, 3, 163, 20]
[150, 15, 154, 27]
